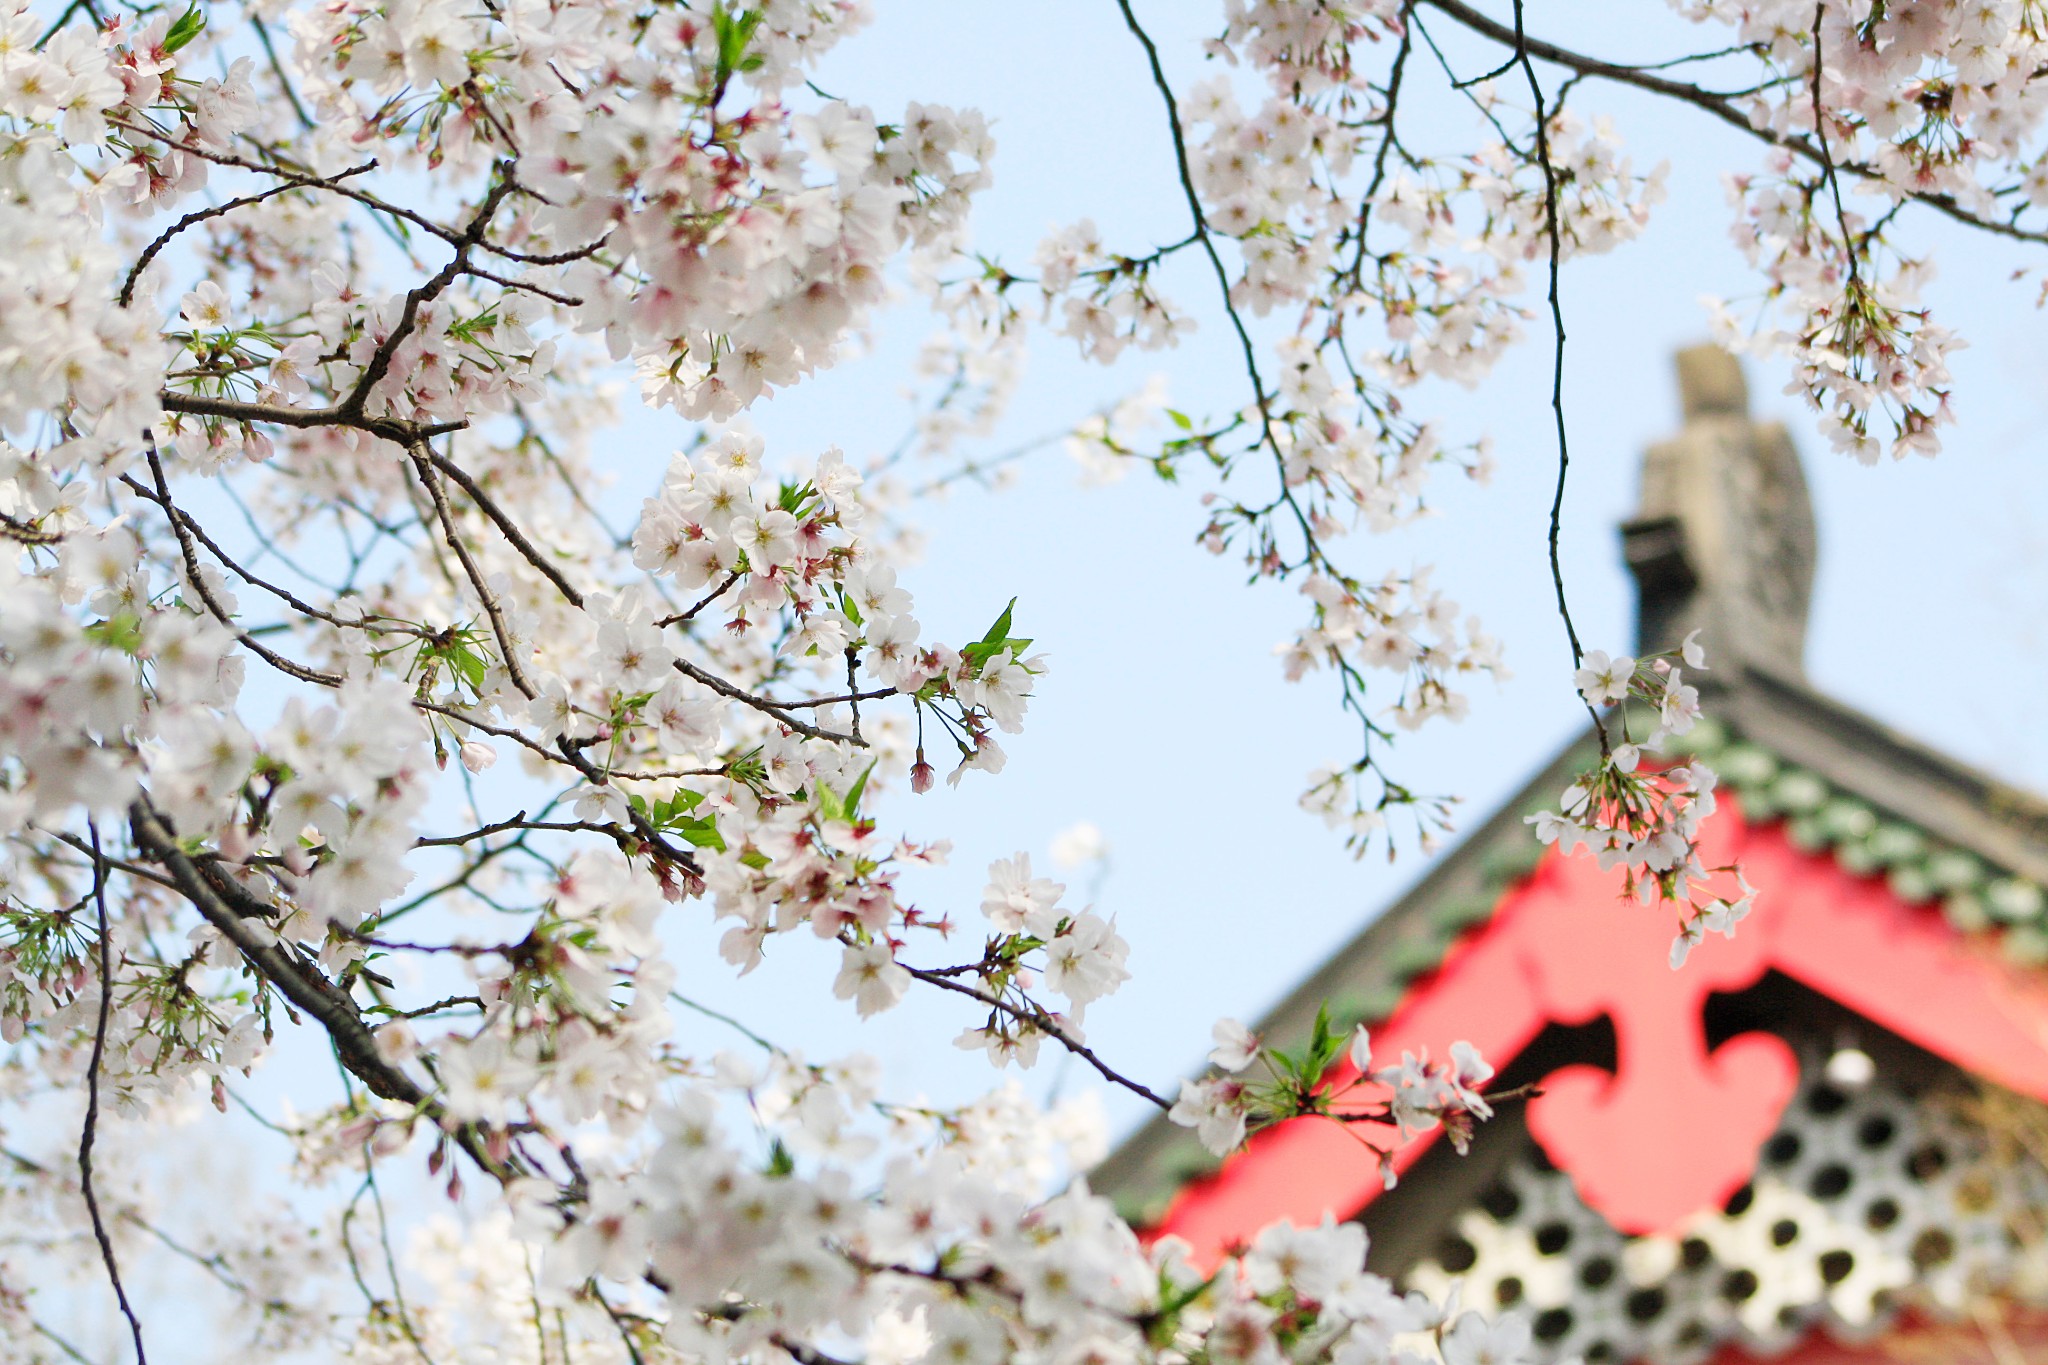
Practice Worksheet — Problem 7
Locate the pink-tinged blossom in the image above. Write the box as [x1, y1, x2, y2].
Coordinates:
[1211, 1017, 1261, 1072]
[832, 941, 909, 1017]
[981, 854, 1064, 936]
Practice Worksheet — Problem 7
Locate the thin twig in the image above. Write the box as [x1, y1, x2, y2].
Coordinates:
[120, 162, 376, 307]
[141, 437, 347, 688]
[1809, 3, 1862, 292]
[898, 958, 1171, 1111]
[79, 821, 148, 1365]
[1419, 0, 2048, 247]
[655, 570, 740, 627]
[421, 447, 586, 608]
[670, 657, 860, 746]
[1508, 0, 1603, 746]
[408, 443, 538, 699]
[120, 470, 428, 640]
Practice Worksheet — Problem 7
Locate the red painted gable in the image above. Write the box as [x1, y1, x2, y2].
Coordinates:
[1146, 798, 2048, 1264]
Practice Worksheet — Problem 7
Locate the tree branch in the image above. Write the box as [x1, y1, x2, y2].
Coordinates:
[1420, 0, 2048, 246]
[78, 821, 147, 1365]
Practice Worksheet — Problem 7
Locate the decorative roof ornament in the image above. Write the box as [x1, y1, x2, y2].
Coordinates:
[1622, 346, 1817, 678]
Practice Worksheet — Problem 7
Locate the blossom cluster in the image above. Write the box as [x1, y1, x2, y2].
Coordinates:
[1528, 635, 1754, 968]
[1687, 0, 2048, 460]
[1170, 1014, 1496, 1174]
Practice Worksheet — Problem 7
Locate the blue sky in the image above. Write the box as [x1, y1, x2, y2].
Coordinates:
[598, 0, 2048, 1143]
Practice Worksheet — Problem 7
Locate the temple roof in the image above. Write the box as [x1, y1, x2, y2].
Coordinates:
[1089, 659, 2048, 1229]
[1088, 350, 2048, 1237]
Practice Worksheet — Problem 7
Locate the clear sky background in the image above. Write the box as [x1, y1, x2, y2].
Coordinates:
[587, 0, 2048, 1147]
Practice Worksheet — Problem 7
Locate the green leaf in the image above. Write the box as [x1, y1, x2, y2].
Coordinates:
[711, 4, 764, 88]
[653, 789, 706, 823]
[814, 782, 845, 824]
[977, 598, 1016, 650]
[163, 3, 206, 53]
[1303, 1002, 1344, 1078]
[86, 613, 143, 655]
[842, 761, 876, 820]
[1165, 408, 1193, 431]
[960, 598, 1035, 671]
[446, 642, 486, 692]
[671, 815, 725, 852]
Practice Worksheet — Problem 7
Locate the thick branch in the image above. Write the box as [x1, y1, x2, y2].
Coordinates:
[124, 802, 524, 1186]
[160, 389, 465, 447]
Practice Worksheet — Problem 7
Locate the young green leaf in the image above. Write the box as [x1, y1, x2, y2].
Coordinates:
[164, 4, 207, 53]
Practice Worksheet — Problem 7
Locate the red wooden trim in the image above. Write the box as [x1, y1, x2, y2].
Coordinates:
[1143, 799, 2048, 1265]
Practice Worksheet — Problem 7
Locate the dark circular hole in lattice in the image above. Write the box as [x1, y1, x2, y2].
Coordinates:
[1906, 1142, 1949, 1181]
[1722, 1269, 1760, 1302]
[1725, 1183, 1756, 1216]
[1533, 1307, 1574, 1342]
[1911, 1228, 1955, 1270]
[1436, 1234, 1477, 1273]
[1477, 1180, 1521, 1221]
[1765, 1132, 1803, 1165]
[1865, 1197, 1900, 1231]
[1494, 1275, 1524, 1308]
[1580, 1256, 1616, 1290]
[1677, 1321, 1711, 1348]
[1681, 1237, 1712, 1270]
[1584, 1340, 1617, 1363]
[1809, 1164, 1852, 1199]
[1858, 1114, 1897, 1148]
[1819, 1249, 1855, 1285]
[1533, 1221, 1571, 1256]
[1809, 1084, 1849, 1115]
[1625, 1287, 1667, 1323]
[1771, 1218, 1800, 1248]
[1778, 1305, 1806, 1331]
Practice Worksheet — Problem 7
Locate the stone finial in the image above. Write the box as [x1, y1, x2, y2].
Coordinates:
[1621, 345, 1816, 676]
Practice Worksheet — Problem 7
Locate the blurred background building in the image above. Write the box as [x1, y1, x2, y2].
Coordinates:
[1093, 349, 2048, 1365]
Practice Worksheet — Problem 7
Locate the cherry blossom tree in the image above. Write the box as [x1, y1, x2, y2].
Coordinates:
[0, 0, 2034, 1361]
